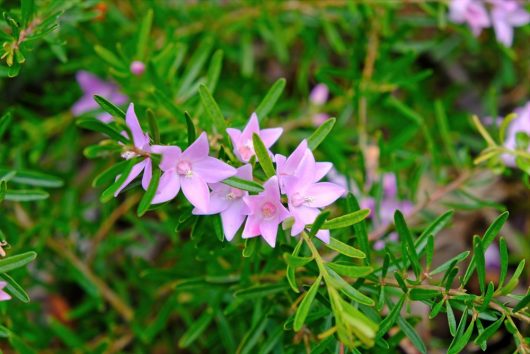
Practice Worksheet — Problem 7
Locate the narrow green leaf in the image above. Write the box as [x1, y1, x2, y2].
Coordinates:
[0, 251, 37, 273]
[137, 168, 160, 216]
[206, 50, 223, 92]
[409, 288, 441, 301]
[94, 45, 126, 69]
[184, 112, 196, 147]
[447, 301, 456, 336]
[286, 238, 303, 293]
[326, 264, 373, 278]
[307, 118, 336, 150]
[293, 275, 321, 331]
[0, 273, 30, 303]
[255, 78, 285, 120]
[234, 283, 289, 300]
[252, 133, 275, 178]
[429, 251, 470, 275]
[77, 117, 129, 144]
[92, 160, 130, 188]
[346, 194, 370, 263]
[4, 189, 49, 201]
[283, 254, 313, 268]
[146, 109, 160, 144]
[478, 282, 495, 311]
[308, 211, 330, 237]
[321, 209, 370, 230]
[474, 316, 504, 347]
[325, 237, 366, 258]
[0, 111, 13, 140]
[242, 238, 258, 257]
[429, 299, 445, 319]
[415, 210, 453, 253]
[378, 294, 406, 337]
[394, 210, 421, 278]
[499, 237, 508, 287]
[222, 177, 263, 193]
[100, 158, 138, 203]
[0, 169, 63, 188]
[426, 235, 434, 269]
[136, 9, 153, 60]
[397, 317, 427, 354]
[177, 36, 214, 97]
[393, 272, 409, 293]
[199, 84, 227, 134]
[327, 268, 374, 306]
[501, 259, 526, 295]
[21, 0, 35, 26]
[448, 320, 475, 354]
[178, 308, 214, 348]
[473, 236, 486, 293]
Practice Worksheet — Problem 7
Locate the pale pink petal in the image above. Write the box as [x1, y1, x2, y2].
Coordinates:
[242, 215, 261, 237]
[237, 164, 253, 180]
[141, 159, 152, 190]
[114, 160, 147, 197]
[192, 191, 230, 215]
[309, 84, 329, 105]
[221, 201, 247, 241]
[72, 96, 97, 116]
[315, 162, 332, 181]
[241, 112, 260, 141]
[181, 175, 210, 212]
[260, 128, 283, 148]
[290, 205, 319, 236]
[316, 229, 330, 243]
[110, 91, 128, 106]
[126, 103, 149, 148]
[305, 182, 345, 208]
[76, 71, 110, 93]
[152, 145, 181, 171]
[259, 219, 279, 247]
[493, 17, 514, 46]
[262, 176, 281, 201]
[226, 128, 242, 148]
[193, 157, 236, 183]
[97, 113, 113, 123]
[182, 132, 209, 162]
[0, 283, 11, 301]
[152, 171, 180, 204]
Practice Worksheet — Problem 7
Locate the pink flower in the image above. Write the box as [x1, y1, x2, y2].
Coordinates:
[448, 0, 491, 36]
[115, 103, 153, 196]
[503, 101, 530, 166]
[312, 113, 330, 127]
[284, 151, 344, 243]
[485, 244, 501, 270]
[309, 84, 329, 106]
[151, 133, 236, 211]
[0, 281, 11, 302]
[490, 0, 530, 46]
[72, 71, 127, 123]
[242, 176, 290, 247]
[130, 61, 146, 76]
[226, 113, 283, 163]
[275, 140, 332, 193]
[193, 165, 252, 241]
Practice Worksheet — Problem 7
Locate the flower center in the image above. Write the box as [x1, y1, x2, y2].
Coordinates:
[291, 192, 314, 207]
[261, 202, 277, 219]
[226, 188, 244, 201]
[121, 150, 139, 160]
[176, 160, 193, 177]
[238, 140, 255, 161]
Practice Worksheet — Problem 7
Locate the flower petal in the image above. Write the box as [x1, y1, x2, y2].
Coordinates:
[242, 215, 261, 238]
[193, 190, 230, 215]
[141, 158, 152, 190]
[72, 95, 97, 116]
[221, 201, 247, 241]
[305, 182, 345, 208]
[152, 145, 182, 171]
[126, 103, 149, 148]
[181, 174, 210, 212]
[193, 157, 236, 183]
[316, 230, 330, 244]
[315, 162, 332, 181]
[182, 132, 209, 162]
[152, 171, 180, 204]
[259, 219, 279, 247]
[241, 112, 260, 141]
[260, 128, 283, 148]
[114, 160, 147, 197]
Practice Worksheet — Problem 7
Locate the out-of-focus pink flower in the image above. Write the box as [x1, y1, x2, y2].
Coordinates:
[309, 84, 329, 106]
[151, 133, 236, 211]
[284, 151, 344, 243]
[485, 244, 501, 270]
[275, 140, 332, 193]
[193, 165, 252, 241]
[72, 71, 127, 123]
[242, 176, 290, 247]
[0, 281, 11, 302]
[226, 113, 283, 163]
[312, 113, 330, 127]
[503, 102, 530, 166]
[490, 0, 530, 46]
[130, 61, 146, 76]
[115, 103, 153, 196]
[449, 0, 491, 36]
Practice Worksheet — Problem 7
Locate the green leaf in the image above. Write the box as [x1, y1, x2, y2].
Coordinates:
[499, 237, 508, 288]
[100, 158, 138, 203]
[425, 235, 434, 269]
[501, 259, 526, 295]
[409, 288, 441, 301]
[283, 254, 313, 268]
[394, 210, 421, 278]
[178, 308, 214, 348]
[252, 133, 275, 178]
[177, 36, 214, 97]
[429, 251, 470, 275]
[4, 189, 49, 201]
[378, 294, 405, 337]
[0, 273, 30, 303]
[94, 95, 126, 119]
[415, 210, 453, 253]
[21, 0, 35, 27]
[242, 238, 258, 257]
[325, 237, 366, 258]
[447, 301, 457, 336]
[326, 264, 372, 278]
[222, 177, 263, 193]
[293, 275, 321, 331]
[397, 317, 427, 354]
[146, 109, 160, 144]
[327, 268, 374, 306]
[448, 319, 474, 354]
[77, 117, 129, 144]
[478, 282, 495, 311]
[0, 251, 37, 273]
[393, 272, 409, 293]
[473, 236, 486, 293]
[321, 209, 370, 230]
[255, 78, 286, 120]
[92, 160, 130, 188]
[308, 211, 330, 238]
[346, 194, 370, 262]
[307, 118, 336, 150]
[136, 9, 153, 60]
[184, 112, 196, 147]
[137, 168, 160, 216]
[286, 238, 303, 293]
[234, 283, 289, 300]
[206, 50, 223, 92]
[94, 45, 126, 69]
[199, 84, 227, 134]
[474, 316, 504, 348]
[0, 111, 13, 140]
[429, 299, 445, 319]
[0, 169, 63, 188]
[513, 290, 530, 313]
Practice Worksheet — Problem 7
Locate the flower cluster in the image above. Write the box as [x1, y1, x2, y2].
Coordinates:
[113, 103, 344, 247]
[448, 0, 530, 46]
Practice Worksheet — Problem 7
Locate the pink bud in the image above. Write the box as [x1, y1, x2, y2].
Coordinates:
[309, 84, 329, 106]
[130, 61, 146, 76]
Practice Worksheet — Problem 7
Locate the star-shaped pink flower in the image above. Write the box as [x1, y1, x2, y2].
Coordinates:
[193, 164, 252, 241]
[242, 176, 290, 247]
[448, 0, 491, 36]
[226, 112, 283, 163]
[490, 0, 530, 47]
[151, 133, 236, 212]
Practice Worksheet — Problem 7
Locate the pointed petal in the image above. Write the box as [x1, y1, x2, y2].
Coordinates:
[241, 112, 260, 140]
[260, 128, 283, 148]
[152, 145, 181, 171]
[259, 219, 279, 247]
[492, 17, 514, 46]
[226, 128, 241, 145]
[141, 159, 152, 190]
[110, 91, 128, 106]
[97, 113, 113, 123]
[72, 95, 97, 116]
[182, 132, 209, 162]
[193, 191, 230, 215]
[0, 290, 11, 301]
[315, 162, 332, 181]
[114, 160, 147, 197]
[236, 164, 253, 180]
[242, 215, 261, 238]
[221, 202, 247, 241]
[152, 171, 180, 204]
[126, 103, 148, 148]
[181, 175, 210, 212]
[305, 182, 345, 208]
[76, 71, 109, 93]
[193, 157, 236, 183]
[316, 229, 330, 244]
[263, 176, 281, 201]
[290, 205, 319, 236]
